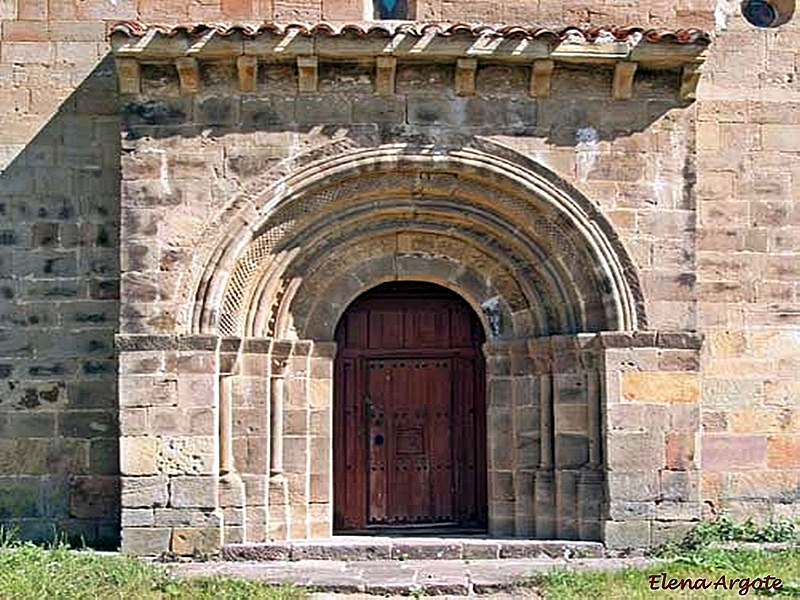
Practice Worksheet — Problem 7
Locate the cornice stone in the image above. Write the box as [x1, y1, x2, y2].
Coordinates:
[110, 22, 711, 101]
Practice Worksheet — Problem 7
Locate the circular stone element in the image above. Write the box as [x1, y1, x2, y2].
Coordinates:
[742, 0, 778, 26]
[741, 0, 795, 27]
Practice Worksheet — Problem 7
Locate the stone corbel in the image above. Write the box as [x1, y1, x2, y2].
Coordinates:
[529, 59, 554, 98]
[375, 56, 396, 96]
[115, 58, 141, 95]
[237, 55, 258, 93]
[613, 61, 637, 100]
[455, 58, 478, 96]
[297, 56, 319, 93]
[680, 63, 703, 101]
[176, 57, 201, 94]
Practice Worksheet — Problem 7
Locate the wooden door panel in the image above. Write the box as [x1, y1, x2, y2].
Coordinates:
[404, 307, 450, 348]
[428, 360, 454, 522]
[344, 310, 369, 349]
[334, 282, 486, 532]
[368, 359, 455, 525]
[334, 357, 365, 530]
[368, 310, 403, 349]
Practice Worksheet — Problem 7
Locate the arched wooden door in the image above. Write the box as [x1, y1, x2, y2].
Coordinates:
[333, 281, 487, 532]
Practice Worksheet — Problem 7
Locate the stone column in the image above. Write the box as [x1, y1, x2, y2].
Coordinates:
[118, 334, 222, 556]
[532, 337, 556, 539]
[267, 340, 291, 540]
[218, 338, 246, 545]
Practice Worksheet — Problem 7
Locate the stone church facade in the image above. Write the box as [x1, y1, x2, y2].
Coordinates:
[0, 0, 798, 556]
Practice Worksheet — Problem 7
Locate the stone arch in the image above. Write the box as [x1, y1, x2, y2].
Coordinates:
[178, 138, 656, 543]
[193, 140, 646, 339]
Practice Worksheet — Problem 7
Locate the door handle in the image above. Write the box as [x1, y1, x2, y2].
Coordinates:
[374, 434, 385, 446]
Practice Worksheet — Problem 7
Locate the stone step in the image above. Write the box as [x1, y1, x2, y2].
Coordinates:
[221, 537, 605, 562]
[171, 557, 651, 596]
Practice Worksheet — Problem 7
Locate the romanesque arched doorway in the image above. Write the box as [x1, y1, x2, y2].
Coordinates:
[333, 281, 487, 533]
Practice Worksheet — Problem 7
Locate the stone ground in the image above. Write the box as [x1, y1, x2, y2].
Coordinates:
[168, 556, 657, 597]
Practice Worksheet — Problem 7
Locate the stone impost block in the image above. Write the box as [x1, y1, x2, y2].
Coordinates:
[170, 475, 218, 508]
[122, 527, 171, 556]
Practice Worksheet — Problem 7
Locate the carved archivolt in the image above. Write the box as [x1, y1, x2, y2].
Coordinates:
[194, 138, 646, 340]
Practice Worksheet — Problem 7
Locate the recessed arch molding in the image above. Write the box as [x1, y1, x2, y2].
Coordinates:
[194, 140, 647, 340]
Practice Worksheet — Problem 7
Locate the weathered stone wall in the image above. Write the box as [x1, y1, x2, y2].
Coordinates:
[695, 12, 800, 522]
[0, 0, 798, 553]
[112, 47, 700, 552]
[0, 59, 120, 546]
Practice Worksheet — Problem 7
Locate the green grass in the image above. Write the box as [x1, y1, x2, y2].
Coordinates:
[0, 535, 305, 600]
[531, 548, 800, 599]
[530, 516, 800, 599]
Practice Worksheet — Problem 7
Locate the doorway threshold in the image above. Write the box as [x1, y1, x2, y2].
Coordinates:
[221, 537, 605, 561]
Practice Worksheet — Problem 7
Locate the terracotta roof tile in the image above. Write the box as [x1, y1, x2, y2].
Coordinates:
[109, 21, 712, 45]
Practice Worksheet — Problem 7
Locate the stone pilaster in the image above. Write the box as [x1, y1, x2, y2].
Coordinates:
[600, 332, 704, 549]
[118, 334, 222, 556]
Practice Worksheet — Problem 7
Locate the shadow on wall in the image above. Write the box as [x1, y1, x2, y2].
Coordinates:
[119, 61, 690, 147]
[0, 55, 121, 549]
